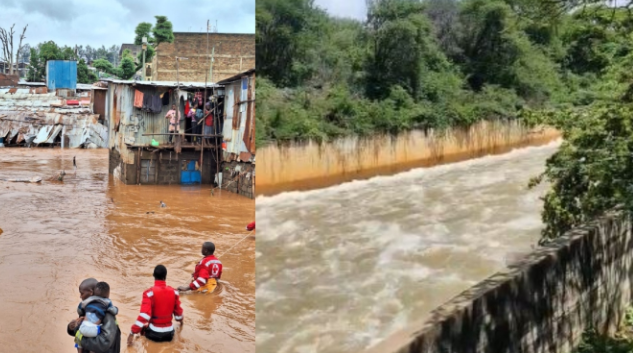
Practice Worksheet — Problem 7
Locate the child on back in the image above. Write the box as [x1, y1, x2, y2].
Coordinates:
[75, 281, 118, 353]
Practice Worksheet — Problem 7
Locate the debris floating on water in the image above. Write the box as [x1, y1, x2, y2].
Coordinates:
[0, 176, 42, 183]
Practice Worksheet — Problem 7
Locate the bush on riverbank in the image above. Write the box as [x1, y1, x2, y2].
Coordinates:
[256, 0, 633, 147]
[574, 307, 633, 353]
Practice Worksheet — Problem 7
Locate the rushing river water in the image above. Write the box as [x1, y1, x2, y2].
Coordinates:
[0, 149, 255, 352]
[256, 141, 560, 353]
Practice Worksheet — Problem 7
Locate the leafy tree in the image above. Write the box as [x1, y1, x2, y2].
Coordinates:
[136, 44, 154, 66]
[255, 0, 633, 145]
[365, 0, 461, 102]
[26, 47, 40, 81]
[134, 22, 154, 46]
[152, 16, 174, 47]
[92, 58, 117, 75]
[84, 45, 94, 61]
[424, 0, 462, 57]
[256, 0, 316, 86]
[118, 56, 136, 79]
[130, 16, 173, 72]
[39, 41, 61, 62]
[60, 46, 76, 60]
[77, 59, 97, 83]
[116, 49, 137, 79]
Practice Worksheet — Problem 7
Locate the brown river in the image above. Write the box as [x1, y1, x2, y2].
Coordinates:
[256, 141, 560, 353]
[0, 148, 255, 352]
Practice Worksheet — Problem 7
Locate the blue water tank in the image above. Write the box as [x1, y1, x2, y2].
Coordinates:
[46, 60, 77, 90]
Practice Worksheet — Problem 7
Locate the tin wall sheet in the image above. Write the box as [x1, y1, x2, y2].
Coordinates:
[33, 125, 55, 143]
[43, 125, 63, 144]
[221, 77, 255, 158]
[108, 84, 174, 147]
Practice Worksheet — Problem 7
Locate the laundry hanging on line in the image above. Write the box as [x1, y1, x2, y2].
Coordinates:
[134, 90, 144, 108]
[142, 93, 163, 114]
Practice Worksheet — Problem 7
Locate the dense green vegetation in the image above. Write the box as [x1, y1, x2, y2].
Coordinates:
[132, 16, 175, 71]
[518, 6, 633, 242]
[26, 41, 98, 83]
[256, 0, 633, 147]
[25, 16, 175, 83]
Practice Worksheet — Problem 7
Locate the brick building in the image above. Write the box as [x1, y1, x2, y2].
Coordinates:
[150, 32, 254, 83]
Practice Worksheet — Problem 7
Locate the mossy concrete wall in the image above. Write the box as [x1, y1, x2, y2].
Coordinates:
[365, 211, 633, 353]
[257, 120, 560, 196]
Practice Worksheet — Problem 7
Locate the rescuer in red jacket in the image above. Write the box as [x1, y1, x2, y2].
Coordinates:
[246, 221, 255, 231]
[127, 265, 183, 346]
[178, 242, 223, 293]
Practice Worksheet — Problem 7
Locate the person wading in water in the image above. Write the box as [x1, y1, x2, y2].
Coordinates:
[178, 242, 223, 293]
[128, 265, 184, 346]
[67, 278, 122, 353]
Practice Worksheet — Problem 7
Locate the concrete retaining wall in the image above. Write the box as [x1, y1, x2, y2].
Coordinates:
[109, 148, 218, 185]
[257, 120, 560, 196]
[366, 211, 633, 353]
[221, 161, 254, 199]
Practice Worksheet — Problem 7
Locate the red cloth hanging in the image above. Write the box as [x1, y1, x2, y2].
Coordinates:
[184, 101, 190, 116]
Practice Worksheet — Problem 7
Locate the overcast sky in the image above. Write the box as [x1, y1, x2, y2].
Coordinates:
[315, 0, 366, 20]
[314, 0, 630, 21]
[0, 0, 255, 49]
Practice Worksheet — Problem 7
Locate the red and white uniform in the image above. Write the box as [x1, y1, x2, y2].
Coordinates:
[131, 280, 183, 334]
[189, 255, 223, 290]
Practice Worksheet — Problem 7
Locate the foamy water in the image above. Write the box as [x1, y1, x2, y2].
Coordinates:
[256, 141, 560, 353]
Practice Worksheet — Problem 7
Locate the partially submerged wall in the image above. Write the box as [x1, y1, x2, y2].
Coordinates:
[365, 211, 633, 353]
[257, 120, 560, 196]
[110, 147, 218, 185]
[221, 161, 255, 199]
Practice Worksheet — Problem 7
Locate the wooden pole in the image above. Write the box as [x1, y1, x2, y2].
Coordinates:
[215, 87, 220, 188]
[158, 152, 162, 185]
[137, 147, 142, 184]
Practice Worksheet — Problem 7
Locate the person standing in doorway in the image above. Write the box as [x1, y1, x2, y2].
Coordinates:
[203, 99, 214, 145]
[165, 104, 181, 144]
[187, 106, 200, 144]
[128, 265, 184, 346]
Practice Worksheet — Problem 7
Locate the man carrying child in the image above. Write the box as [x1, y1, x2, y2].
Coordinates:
[67, 278, 121, 353]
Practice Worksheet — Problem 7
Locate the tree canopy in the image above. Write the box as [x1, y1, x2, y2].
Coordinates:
[27, 41, 97, 83]
[256, 0, 633, 147]
[132, 16, 174, 71]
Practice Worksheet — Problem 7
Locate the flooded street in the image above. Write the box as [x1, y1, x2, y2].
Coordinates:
[256, 141, 560, 353]
[0, 149, 255, 352]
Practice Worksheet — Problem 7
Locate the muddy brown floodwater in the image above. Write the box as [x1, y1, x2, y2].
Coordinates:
[0, 148, 255, 352]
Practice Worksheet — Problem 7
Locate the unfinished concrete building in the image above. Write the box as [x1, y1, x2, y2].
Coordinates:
[148, 32, 255, 82]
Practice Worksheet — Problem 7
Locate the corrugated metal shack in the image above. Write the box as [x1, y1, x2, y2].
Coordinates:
[104, 79, 227, 186]
[217, 69, 255, 199]
[0, 84, 108, 148]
